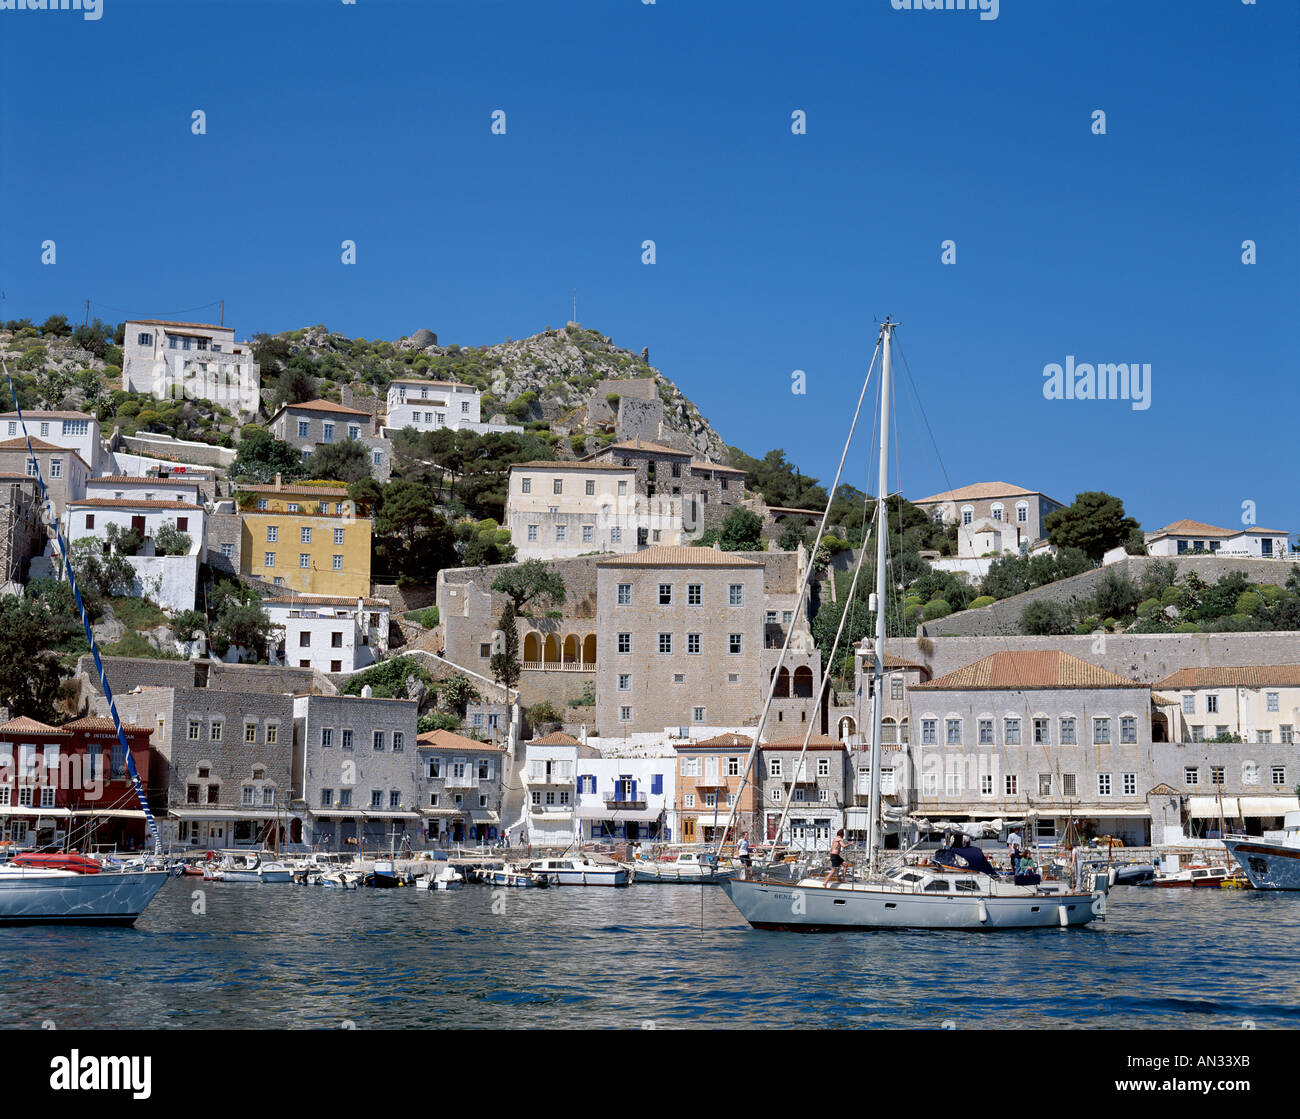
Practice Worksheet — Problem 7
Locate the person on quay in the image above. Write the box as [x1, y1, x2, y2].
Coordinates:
[1006, 826, 1023, 874]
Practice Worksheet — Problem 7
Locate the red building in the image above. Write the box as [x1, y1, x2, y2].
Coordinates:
[0, 715, 160, 852]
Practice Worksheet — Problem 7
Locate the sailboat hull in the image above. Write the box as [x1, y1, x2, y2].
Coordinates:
[0, 869, 170, 926]
[721, 878, 1102, 931]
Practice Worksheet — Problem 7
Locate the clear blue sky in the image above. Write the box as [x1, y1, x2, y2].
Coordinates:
[2, 0, 1296, 538]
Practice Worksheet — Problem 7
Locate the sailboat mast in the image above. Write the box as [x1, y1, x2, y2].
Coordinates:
[867, 319, 896, 876]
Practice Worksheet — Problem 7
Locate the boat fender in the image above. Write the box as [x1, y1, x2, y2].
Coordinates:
[1108, 867, 1118, 887]
[977, 899, 989, 924]
[1057, 904, 1069, 927]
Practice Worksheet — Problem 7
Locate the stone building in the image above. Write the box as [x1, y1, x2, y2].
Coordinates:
[112, 685, 298, 850]
[0, 437, 89, 522]
[121, 320, 260, 419]
[757, 736, 848, 851]
[907, 650, 1157, 847]
[585, 438, 745, 535]
[266, 398, 392, 481]
[296, 694, 421, 850]
[911, 482, 1065, 557]
[594, 547, 765, 736]
[415, 728, 505, 845]
[0, 474, 44, 584]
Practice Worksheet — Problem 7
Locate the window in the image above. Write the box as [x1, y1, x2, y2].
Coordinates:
[1272, 766, 1287, 786]
[1060, 717, 1076, 745]
[619, 705, 632, 722]
[1265, 691, 1279, 712]
[188, 719, 201, 741]
[242, 786, 256, 806]
[1183, 765, 1200, 786]
[300, 527, 312, 544]
[891, 677, 903, 700]
[527, 524, 538, 542]
[683, 793, 696, 808]
[244, 722, 257, 743]
[1005, 774, 1018, 796]
[372, 731, 385, 752]
[961, 506, 973, 526]
[1190, 725, 1205, 742]
[48, 457, 63, 479]
[1062, 773, 1077, 797]
[771, 787, 783, 803]
[990, 503, 1003, 521]
[617, 583, 632, 606]
[370, 790, 383, 809]
[1033, 718, 1050, 745]
[728, 634, 742, 654]
[769, 757, 783, 777]
[300, 553, 310, 569]
[978, 719, 993, 745]
[299, 632, 311, 648]
[610, 526, 621, 544]
[1211, 766, 1225, 786]
[1122, 773, 1136, 796]
[1182, 695, 1195, 715]
[339, 789, 352, 807]
[693, 707, 706, 722]
[1120, 716, 1137, 744]
[617, 633, 631, 654]
[297, 420, 310, 438]
[1039, 773, 1052, 795]
[922, 773, 939, 796]
[553, 478, 563, 494]
[555, 526, 566, 543]
[687, 584, 702, 606]
[945, 773, 962, 796]
[659, 583, 673, 605]
[766, 611, 777, 625]
[618, 674, 631, 691]
[320, 788, 334, 807]
[1093, 718, 1110, 744]
[728, 584, 744, 606]
[617, 480, 628, 497]
[582, 525, 593, 543]
[1016, 502, 1028, 523]
[1258, 730, 1272, 744]
[389, 790, 401, 809]
[322, 423, 334, 443]
[1282, 725, 1294, 745]
[1004, 717, 1020, 745]
[348, 425, 360, 440]
[980, 774, 994, 796]
[264, 552, 276, 568]
[256, 498, 268, 511]
[1098, 773, 1113, 796]
[137, 332, 153, 345]
[321, 727, 334, 748]
[584, 479, 595, 496]
[945, 718, 962, 745]
[24, 457, 37, 478]
[373, 452, 383, 467]
[266, 724, 278, 745]
[658, 633, 673, 654]
[687, 634, 701, 654]
[210, 720, 223, 742]
[1206, 694, 1219, 714]
[921, 719, 937, 745]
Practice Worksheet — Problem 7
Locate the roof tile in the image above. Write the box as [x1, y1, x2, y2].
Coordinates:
[913, 650, 1143, 690]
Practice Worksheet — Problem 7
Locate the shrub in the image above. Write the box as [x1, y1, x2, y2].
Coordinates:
[528, 700, 562, 725]
[923, 598, 951, 620]
[403, 605, 440, 628]
[1021, 601, 1070, 635]
[153, 522, 192, 556]
[969, 595, 996, 609]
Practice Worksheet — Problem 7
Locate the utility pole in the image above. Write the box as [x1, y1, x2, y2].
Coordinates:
[84, 299, 89, 326]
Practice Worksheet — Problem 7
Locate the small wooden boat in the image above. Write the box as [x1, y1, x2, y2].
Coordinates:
[1153, 864, 1230, 888]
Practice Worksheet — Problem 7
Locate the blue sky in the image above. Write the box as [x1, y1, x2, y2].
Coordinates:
[1, 0, 1296, 537]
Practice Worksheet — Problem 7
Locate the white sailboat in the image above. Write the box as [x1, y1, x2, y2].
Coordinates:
[720, 320, 1107, 931]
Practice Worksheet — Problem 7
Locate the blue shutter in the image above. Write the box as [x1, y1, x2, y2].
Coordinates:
[651, 774, 663, 795]
[630, 779, 638, 802]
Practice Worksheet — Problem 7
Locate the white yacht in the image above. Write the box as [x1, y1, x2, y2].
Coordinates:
[527, 855, 630, 887]
[629, 851, 735, 883]
[0, 862, 170, 926]
[719, 321, 1106, 933]
[210, 852, 294, 883]
[1225, 814, 1300, 889]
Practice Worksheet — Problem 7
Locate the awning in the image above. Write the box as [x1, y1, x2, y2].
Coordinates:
[362, 811, 420, 820]
[1053, 809, 1152, 819]
[575, 805, 662, 822]
[1240, 796, 1299, 817]
[469, 809, 500, 823]
[1189, 796, 1239, 818]
[309, 810, 366, 819]
[168, 808, 283, 821]
[421, 808, 464, 818]
[69, 809, 147, 819]
[845, 809, 871, 828]
[0, 807, 71, 818]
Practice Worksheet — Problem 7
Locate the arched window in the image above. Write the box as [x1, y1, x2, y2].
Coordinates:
[582, 634, 597, 665]
[562, 634, 579, 664]
[990, 503, 1004, 522]
[523, 632, 541, 664]
[961, 505, 974, 526]
[1016, 501, 1029, 524]
[792, 666, 814, 698]
[882, 718, 899, 744]
[772, 667, 790, 698]
[542, 634, 560, 664]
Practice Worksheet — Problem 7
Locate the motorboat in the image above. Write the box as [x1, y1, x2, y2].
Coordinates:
[365, 859, 414, 888]
[525, 855, 630, 887]
[1152, 863, 1231, 888]
[481, 862, 549, 888]
[1225, 813, 1300, 889]
[629, 851, 736, 883]
[0, 861, 169, 926]
[209, 852, 294, 883]
[416, 865, 465, 890]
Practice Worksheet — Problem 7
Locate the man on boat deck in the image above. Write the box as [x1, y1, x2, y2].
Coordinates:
[1007, 827, 1023, 872]
[737, 833, 751, 874]
[822, 829, 846, 887]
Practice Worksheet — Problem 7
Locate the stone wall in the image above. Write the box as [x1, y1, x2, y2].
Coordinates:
[892, 631, 1300, 686]
[923, 555, 1300, 638]
[206, 511, 243, 576]
[79, 655, 330, 698]
[116, 432, 236, 468]
[616, 396, 666, 444]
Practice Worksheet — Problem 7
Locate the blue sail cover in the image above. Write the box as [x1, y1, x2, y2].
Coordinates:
[2, 364, 163, 851]
[934, 845, 1000, 877]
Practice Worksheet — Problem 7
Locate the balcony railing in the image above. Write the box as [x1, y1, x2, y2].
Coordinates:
[602, 792, 647, 809]
[522, 661, 595, 672]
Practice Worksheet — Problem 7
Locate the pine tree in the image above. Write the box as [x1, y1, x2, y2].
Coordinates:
[490, 601, 520, 690]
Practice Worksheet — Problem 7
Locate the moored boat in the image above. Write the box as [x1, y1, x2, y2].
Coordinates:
[1225, 813, 1300, 890]
[526, 855, 629, 887]
[629, 851, 735, 883]
[0, 863, 169, 926]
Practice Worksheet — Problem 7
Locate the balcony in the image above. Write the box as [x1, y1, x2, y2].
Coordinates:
[602, 791, 647, 810]
[522, 661, 595, 672]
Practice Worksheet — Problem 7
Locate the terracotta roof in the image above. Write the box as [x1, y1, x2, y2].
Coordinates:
[510, 461, 633, 472]
[1150, 693, 1180, 707]
[127, 319, 228, 331]
[680, 733, 752, 749]
[913, 482, 1046, 505]
[913, 650, 1143, 691]
[597, 546, 763, 567]
[239, 483, 351, 497]
[262, 595, 390, 609]
[860, 653, 930, 673]
[88, 475, 202, 487]
[0, 410, 94, 421]
[762, 735, 844, 750]
[0, 716, 70, 736]
[1155, 666, 1300, 689]
[529, 731, 581, 745]
[68, 498, 203, 511]
[272, 398, 369, 417]
[0, 437, 76, 454]
[604, 439, 691, 457]
[1146, 519, 1289, 539]
[416, 729, 504, 752]
[59, 716, 154, 735]
[696, 461, 746, 474]
[390, 378, 475, 391]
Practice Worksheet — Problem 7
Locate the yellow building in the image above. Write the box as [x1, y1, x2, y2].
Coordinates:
[237, 479, 372, 597]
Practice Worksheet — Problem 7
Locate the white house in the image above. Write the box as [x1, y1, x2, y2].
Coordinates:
[520, 732, 598, 848]
[262, 594, 390, 675]
[384, 378, 522, 436]
[1144, 519, 1292, 559]
[913, 482, 1065, 557]
[121, 320, 260, 419]
[84, 474, 203, 506]
[61, 497, 206, 612]
[0, 410, 103, 474]
[574, 755, 675, 844]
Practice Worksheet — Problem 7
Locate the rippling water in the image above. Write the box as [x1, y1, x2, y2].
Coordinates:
[1, 881, 1295, 1029]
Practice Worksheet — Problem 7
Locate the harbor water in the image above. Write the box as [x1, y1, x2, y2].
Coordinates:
[1, 881, 1296, 1030]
